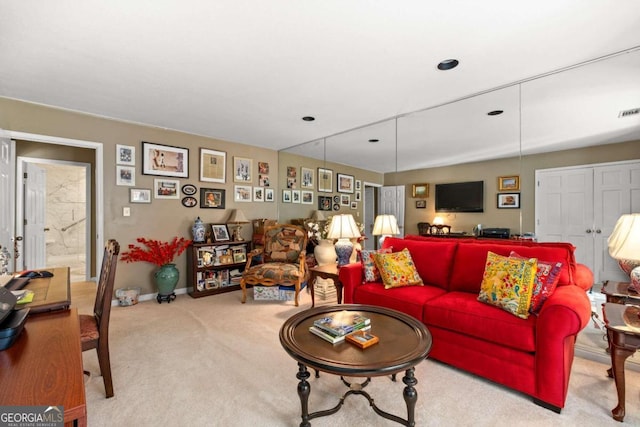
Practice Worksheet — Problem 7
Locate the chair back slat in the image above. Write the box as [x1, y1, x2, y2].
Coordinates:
[94, 239, 120, 335]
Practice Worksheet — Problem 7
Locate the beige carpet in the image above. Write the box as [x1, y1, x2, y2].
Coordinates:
[72, 283, 640, 426]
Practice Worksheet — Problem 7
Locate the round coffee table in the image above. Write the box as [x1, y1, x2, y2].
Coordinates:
[279, 304, 432, 427]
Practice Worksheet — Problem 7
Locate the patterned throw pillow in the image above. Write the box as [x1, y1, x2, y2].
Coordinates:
[478, 251, 537, 319]
[510, 251, 562, 314]
[359, 247, 392, 282]
[372, 248, 424, 289]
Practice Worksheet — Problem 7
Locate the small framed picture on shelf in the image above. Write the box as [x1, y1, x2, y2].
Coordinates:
[346, 330, 379, 349]
[211, 224, 231, 242]
[497, 192, 520, 209]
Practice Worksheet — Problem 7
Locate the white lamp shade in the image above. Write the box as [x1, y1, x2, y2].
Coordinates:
[227, 209, 249, 224]
[608, 213, 640, 261]
[372, 214, 400, 236]
[433, 216, 445, 226]
[326, 214, 361, 239]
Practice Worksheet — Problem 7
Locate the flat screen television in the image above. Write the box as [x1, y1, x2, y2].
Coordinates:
[435, 181, 484, 213]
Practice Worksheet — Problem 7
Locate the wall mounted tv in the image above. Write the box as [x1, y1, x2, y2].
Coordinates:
[435, 181, 484, 213]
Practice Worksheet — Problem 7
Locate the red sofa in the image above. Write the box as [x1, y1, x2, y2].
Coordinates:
[339, 235, 593, 412]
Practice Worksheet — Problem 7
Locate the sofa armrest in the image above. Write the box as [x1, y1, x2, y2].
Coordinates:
[339, 263, 363, 304]
[573, 263, 594, 291]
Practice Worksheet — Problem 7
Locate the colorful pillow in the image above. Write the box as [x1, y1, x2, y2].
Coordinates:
[510, 251, 562, 314]
[372, 248, 423, 289]
[478, 252, 537, 319]
[359, 247, 392, 282]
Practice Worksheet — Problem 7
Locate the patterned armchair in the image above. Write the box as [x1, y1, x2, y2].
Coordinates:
[240, 224, 308, 306]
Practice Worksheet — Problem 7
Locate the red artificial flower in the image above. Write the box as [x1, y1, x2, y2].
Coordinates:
[120, 237, 192, 267]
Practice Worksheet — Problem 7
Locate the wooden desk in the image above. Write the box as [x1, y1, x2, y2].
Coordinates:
[0, 308, 87, 427]
[22, 267, 71, 313]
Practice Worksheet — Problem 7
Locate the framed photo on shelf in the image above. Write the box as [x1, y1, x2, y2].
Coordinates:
[498, 175, 520, 191]
[497, 192, 520, 209]
[301, 167, 314, 189]
[264, 188, 275, 202]
[233, 157, 253, 183]
[116, 166, 135, 186]
[200, 148, 226, 183]
[412, 183, 429, 198]
[142, 141, 188, 178]
[211, 224, 231, 242]
[200, 188, 225, 209]
[116, 144, 135, 166]
[317, 168, 333, 192]
[337, 173, 355, 193]
[130, 188, 151, 203]
[301, 190, 313, 204]
[234, 185, 252, 202]
[154, 178, 180, 199]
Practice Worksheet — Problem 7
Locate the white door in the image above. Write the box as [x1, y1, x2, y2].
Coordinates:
[0, 134, 15, 270]
[378, 185, 405, 237]
[363, 185, 376, 250]
[23, 162, 47, 269]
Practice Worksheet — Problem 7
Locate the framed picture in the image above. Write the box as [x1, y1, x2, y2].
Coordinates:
[318, 167, 333, 192]
[130, 188, 151, 203]
[200, 188, 225, 209]
[253, 186, 264, 202]
[116, 144, 135, 166]
[182, 184, 197, 195]
[412, 183, 429, 198]
[200, 148, 226, 183]
[258, 161, 269, 174]
[154, 178, 180, 199]
[116, 165, 135, 186]
[282, 189, 292, 203]
[182, 196, 197, 208]
[497, 192, 520, 209]
[350, 201, 357, 210]
[258, 174, 270, 187]
[416, 200, 427, 209]
[264, 188, 275, 202]
[340, 194, 350, 206]
[318, 195, 332, 211]
[355, 180, 361, 191]
[337, 173, 355, 193]
[355, 191, 361, 202]
[498, 175, 520, 191]
[301, 167, 314, 189]
[292, 190, 301, 203]
[301, 190, 313, 204]
[234, 185, 252, 202]
[233, 157, 253, 183]
[211, 224, 231, 242]
[142, 141, 188, 178]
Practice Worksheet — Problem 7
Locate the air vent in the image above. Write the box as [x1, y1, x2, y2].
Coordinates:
[619, 108, 640, 118]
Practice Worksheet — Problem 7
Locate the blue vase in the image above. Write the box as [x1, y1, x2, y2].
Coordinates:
[192, 217, 205, 243]
[154, 264, 179, 295]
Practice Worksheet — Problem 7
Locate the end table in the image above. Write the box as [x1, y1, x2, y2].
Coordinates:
[308, 264, 342, 307]
[601, 280, 640, 304]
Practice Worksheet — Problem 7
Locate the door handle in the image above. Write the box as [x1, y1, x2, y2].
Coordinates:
[44, 227, 50, 232]
[595, 229, 602, 234]
[586, 229, 592, 233]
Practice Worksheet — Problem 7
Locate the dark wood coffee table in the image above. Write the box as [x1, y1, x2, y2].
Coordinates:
[279, 304, 432, 427]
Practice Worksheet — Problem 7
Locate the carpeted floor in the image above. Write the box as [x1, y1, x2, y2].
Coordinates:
[72, 282, 640, 426]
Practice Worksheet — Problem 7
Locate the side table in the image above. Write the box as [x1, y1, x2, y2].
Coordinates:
[308, 264, 342, 307]
[601, 280, 640, 304]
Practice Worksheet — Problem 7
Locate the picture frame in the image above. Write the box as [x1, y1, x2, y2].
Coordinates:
[233, 251, 247, 264]
[130, 188, 151, 203]
[233, 157, 253, 183]
[318, 195, 332, 211]
[258, 161, 269, 174]
[415, 200, 427, 209]
[200, 188, 226, 209]
[200, 148, 226, 183]
[282, 189, 292, 203]
[337, 173, 355, 193]
[498, 175, 520, 191]
[350, 201, 357, 210]
[301, 167, 314, 189]
[292, 190, 301, 203]
[264, 188, 274, 202]
[301, 190, 313, 204]
[182, 184, 197, 195]
[340, 194, 350, 206]
[355, 191, 361, 202]
[253, 186, 264, 202]
[497, 192, 520, 209]
[412, 183, 429, 198]
[355, 180, 361, 191]
[116, 165, 135, 186]
[318, 167, 333, 193]
[211, 224, 231, 242]
[234, 185, 252, 202]
[116, 144, 135, 166]
[142, 141, 189, 178]
[258, 174, 270, 187]
[153, 178, 180, 199]
[182, 196, 197, 208]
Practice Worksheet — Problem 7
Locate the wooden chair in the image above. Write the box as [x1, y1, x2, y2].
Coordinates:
[417, 222, 431, 236]
[79, 239, 119, 398]
[240, 224, 308, 306]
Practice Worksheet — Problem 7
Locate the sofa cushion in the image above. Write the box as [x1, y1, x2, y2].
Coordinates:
[382, 237, 457, 290]
[354, 282, 446, 321]
[424, 292, 537, 352]
[359, 247, 392, 282]
[373, 248, 423, 289]
[510, 251, 562, 314]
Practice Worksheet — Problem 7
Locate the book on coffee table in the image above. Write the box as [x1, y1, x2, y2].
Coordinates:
[309, 324, 371, 344]
[313, 311, 371, 337]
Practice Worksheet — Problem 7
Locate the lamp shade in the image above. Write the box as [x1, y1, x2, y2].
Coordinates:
[433, 216, 445, 226]
[227, 209, 249, 224]
[311, 210, 325, 221]
[608, 214, 640, 261]
[372, 214, 400, 236]
[326, 214, 361, 239]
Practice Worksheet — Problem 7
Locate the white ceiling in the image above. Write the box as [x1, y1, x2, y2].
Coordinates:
[1, 1, 639, 173]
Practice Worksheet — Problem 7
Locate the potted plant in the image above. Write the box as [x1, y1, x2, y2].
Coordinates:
[121, 237, 192, 302]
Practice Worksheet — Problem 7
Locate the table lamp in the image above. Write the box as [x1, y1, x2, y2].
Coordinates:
[227, 209, 249, 241]
[608, 213, 640, 292]
[372, 214, 400, 246]
[326, 214, 361, 267]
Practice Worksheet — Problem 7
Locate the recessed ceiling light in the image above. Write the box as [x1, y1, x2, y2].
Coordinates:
[368, 139, 379, 143]
[302, 116, 315, 122]
[437, 59, 459, 71]
[487, 110, 504, 116]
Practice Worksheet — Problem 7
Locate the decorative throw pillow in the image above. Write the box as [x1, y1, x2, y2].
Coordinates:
[510, 251, 562, 314]
[478, 251, 537, 319]
[359, 247, 392, 282]
[372, 248, 424, 289]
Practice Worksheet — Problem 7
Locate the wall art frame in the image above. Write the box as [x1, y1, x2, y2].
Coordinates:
[301, 167, 314, 189]
[337, 173, 355, 193]
[142, 141, 189, 178]
[234, 184, 252, 202]
[200, 188, 226, 209]
[497, 192, 520, 209]
[211, 224, 231, 242]
[154, 178, 180, 199]
[412, 183, 429, 198]
[317, 167, 333, 193]
[116, 144, 135, 166]
[116, 165, 135, 186]
[498, 175, 520, 191]
[200, 148, 226, 183]
[130, 188, 151, 203]
[233, 157, 253, 183]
